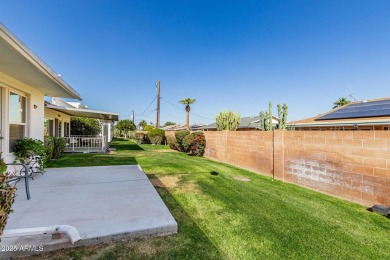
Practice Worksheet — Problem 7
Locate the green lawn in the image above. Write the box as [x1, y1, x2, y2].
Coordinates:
[37, 138, 390, 259]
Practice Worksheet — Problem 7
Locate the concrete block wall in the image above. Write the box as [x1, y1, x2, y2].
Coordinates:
[166, 130, 390, 206]
[203, 131, 274, 176]
[282, 131, 390, 207]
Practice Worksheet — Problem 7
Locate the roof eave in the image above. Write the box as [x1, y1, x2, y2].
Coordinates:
[0, 23, 81, 100]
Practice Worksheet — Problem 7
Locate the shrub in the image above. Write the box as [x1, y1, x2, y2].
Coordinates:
[44, 137, 66, 160]
[148, 129, 165, 145]
[166, 135, 179, 150]
[44, 136, 54, 160]
[53, 137, 66, 159]
[0, 157, 16, 236]
[71, 117, 100, 136]
[126, 131, 137, 141]
[143, 125, 154, 131]
[13, 138, 47, 171]
[135, 132, 150, 144]
[175, 130, 190, 151]
[182, 132, 206, 156]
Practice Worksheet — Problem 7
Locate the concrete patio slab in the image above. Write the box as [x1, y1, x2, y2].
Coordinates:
[0, 165, 177, 258]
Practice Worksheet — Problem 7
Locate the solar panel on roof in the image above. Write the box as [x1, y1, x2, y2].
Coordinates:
[317, 99, 390, 120]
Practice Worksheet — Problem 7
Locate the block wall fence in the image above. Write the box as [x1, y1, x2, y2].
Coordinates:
[167, 130, 390, 207]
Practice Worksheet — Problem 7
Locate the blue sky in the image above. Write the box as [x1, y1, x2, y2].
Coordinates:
[1, 0, 390, 125]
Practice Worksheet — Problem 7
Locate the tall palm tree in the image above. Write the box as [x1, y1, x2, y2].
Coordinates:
[138, 120, 147, 130]
[333, 97, 350, 109]
[179, 98, 196, 130]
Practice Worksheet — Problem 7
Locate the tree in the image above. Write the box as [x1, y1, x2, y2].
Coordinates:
[215, 111, 241, 131]
[333, 97, 350, 109]
[163, 121, 176, 127]
[71, 117, 100, 136]
[115, 119, 136, 138]
[138, 120, 147, 130]
[179, 98, 196, 130]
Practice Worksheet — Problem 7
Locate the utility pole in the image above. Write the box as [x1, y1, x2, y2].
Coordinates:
[156, 80, 161, 128]
[132, 110, 135, 123]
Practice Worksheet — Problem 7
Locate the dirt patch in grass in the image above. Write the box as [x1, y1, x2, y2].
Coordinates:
[153, 149, 179, 153]
[233, 176, 251, 182]
[150, 175, 180, 188]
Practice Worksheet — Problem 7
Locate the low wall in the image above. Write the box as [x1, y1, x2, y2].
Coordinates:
[199, 130, 390, 207]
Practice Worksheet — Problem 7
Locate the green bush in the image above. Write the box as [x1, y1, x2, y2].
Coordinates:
[148, 129, 165, 145]
[181, 132, 206, 156]
[53, 137, 66, 158]
[44, 137, 66, 160]
[135, 132, 150, 144]
[0, 156, 16, 236]
[143, 125, 154, 131]
[166, 136, 179, 150]
[71, 117, 100, 136]
[13, 138, 47, 171]
[175, 130, 190, 151]
[126, 131, 137, 141]
[44, 136, 54, 160]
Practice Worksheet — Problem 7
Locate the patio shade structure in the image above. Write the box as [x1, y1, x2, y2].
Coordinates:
[45, 103, 119, 121]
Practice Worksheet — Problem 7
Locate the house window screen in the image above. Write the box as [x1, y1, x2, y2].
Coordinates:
[9, 92, 26, 152]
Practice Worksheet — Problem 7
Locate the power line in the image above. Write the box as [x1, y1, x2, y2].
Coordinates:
[161, 97, 185, 111]
[161, 96, 214, 121]
[160, 109, 183, 120]
[192, 112, 214, 121]
[136, 95, 157, 116]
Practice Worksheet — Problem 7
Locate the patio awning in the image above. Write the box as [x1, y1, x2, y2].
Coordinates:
[45, 104, 119, 121]
[0, 23, 81, 100]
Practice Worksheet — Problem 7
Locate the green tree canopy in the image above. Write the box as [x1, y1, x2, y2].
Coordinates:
[116, 119, 136, 133]
[163, 121, 176, 127]
[71, 117, 100, 136]
[333, 97, 350, 109]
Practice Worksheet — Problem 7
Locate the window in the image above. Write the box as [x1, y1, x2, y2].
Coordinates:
[64, 122, 70, 136]
[44, 118, 54, 136]
[58, 120, 62, 137]
[9, 92, 26, 152]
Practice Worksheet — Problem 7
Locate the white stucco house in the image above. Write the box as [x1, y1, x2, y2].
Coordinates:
[0, 23, 118, 162]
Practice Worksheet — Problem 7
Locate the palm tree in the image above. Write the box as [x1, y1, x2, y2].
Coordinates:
[138, 120, 147, 130]
[179, 98, 196, 130]
[333, 97, 350, 109]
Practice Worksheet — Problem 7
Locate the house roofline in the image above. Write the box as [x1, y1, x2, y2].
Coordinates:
[0, 23, 81, 100]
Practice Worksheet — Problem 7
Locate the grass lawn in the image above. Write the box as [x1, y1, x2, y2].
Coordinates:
[35, 138, 390, 259]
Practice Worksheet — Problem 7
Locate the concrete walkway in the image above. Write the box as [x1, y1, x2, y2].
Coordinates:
[0, 165, 177, 258]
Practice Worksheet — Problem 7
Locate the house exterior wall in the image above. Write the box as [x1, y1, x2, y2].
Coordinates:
[0, 72, 45, 163]
[44, 107, 71, 137]
[188, 130, 390, 207]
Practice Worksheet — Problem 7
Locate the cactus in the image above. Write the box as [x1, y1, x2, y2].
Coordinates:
[281, 103, 288, 129]
[216, 111, 241, 131]
[259, 111, 265, 130]
[260, 101, 288, 131]
[267, 101, 273, 131]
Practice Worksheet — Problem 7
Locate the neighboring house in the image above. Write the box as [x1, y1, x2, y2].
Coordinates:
[194, 116, 279, 131]
[288, 98, 390, 131]
[0, 23, 117, 160]
[44, 97, 118, 151]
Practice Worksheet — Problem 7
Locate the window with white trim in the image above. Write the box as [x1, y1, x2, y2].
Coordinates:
[9, 92, 26, 152]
